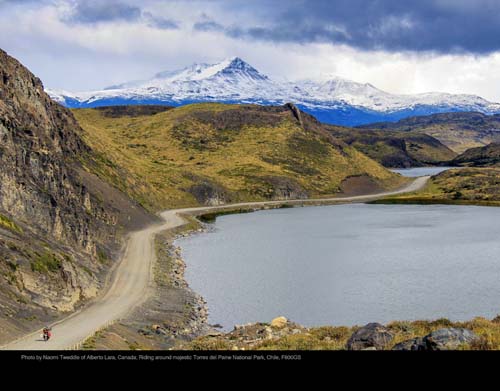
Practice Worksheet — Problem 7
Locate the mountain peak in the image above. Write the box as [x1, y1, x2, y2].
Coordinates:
[150, 57, 267, 83]
[225, 56, 248, 67]
[215, 56, 268, 81]
[47, 57, 500, 126]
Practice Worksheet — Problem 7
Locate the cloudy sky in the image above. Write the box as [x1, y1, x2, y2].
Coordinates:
[1, 0, 500, 101]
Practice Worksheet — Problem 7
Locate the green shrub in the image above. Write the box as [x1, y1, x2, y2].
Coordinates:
[31, 252, 62, 273]
[0, 214, 22, 233]
[97, 249, 109, 264]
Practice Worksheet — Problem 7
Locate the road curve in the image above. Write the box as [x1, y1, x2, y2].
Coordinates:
[1, 176, 429, 350]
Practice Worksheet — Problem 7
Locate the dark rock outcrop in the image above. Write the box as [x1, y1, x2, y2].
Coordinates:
[260, 176, 308, 200]
[285, 103, 303, 128]
[423, 328, 478, 350]
[392, 337, 426, 351]
[392, 328, 479, 351]
[346, 323, 394, 350]
[188, 181, 231, 206]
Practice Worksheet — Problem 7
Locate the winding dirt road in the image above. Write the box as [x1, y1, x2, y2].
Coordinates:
[1, 176, 428, 350]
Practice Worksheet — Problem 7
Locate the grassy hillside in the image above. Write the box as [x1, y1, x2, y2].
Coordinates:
[451, 143, 500, 167]
[327, 126, 456, 167]
[374, 168, 500, 206]
[72, 104, 407, 210]
[359, 112, 500, 153]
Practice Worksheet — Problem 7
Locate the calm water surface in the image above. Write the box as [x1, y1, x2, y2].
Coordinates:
[391, 166, 457, 177]
[176, 204, 500, 330]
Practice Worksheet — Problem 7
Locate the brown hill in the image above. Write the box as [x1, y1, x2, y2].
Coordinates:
[359, 112, 500, 153]
[327, 126, 456, 167]
[451, 143, 500, 167]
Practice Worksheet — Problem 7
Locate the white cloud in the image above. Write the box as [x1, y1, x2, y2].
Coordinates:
[1, 0, 500, 103]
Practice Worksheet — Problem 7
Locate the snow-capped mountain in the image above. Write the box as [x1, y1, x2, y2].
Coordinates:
[47, 57, 500, 126]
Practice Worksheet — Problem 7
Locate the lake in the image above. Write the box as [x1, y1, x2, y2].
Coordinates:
[176, 203, 500, 330]
[391, 166, 457, 177]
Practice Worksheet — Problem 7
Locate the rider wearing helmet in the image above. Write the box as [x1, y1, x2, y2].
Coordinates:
[42, 326, 52, 341]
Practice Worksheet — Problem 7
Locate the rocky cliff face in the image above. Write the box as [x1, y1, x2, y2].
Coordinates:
[0, 49, 154, 342]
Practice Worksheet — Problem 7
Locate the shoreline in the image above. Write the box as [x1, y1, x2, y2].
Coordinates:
[371, 198, 500, 207]
[168, 182, 500, 348]
[0, 176, 430, 350]
[40, 172, 500, 350]
[117, 176, 434, 348]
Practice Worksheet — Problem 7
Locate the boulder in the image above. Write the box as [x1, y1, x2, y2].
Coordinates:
[392, 337, 425, 351]
[270, 316, 288, 329]
[423, 328, 478, 350]
[346, 323, 394, 350]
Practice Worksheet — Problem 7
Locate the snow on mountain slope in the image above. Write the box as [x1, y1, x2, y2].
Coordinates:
[47, 57, 500, 126]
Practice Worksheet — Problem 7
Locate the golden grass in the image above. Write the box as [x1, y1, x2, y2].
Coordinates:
[377, 167, 500, 206]
[73, 104, 405, 211]
[184, 317, 500, 350]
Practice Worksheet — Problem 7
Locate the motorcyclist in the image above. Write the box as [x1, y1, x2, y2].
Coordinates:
[42, 326, 52, 342]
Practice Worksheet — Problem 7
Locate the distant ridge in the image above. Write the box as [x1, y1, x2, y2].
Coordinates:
[359, 111, 500, 153]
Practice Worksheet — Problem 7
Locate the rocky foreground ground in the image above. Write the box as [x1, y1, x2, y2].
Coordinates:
[176, 316, 499, 351]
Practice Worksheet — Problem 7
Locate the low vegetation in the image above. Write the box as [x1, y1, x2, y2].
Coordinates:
[374, 168, 500, 206]
[197, 208, 256, 223]
[328, 126, 456, 167]
[359, 112, 500, 154]
[73, 103, 406, 211]
[451, 142, 500, 167]
[184, 317, 500, 350]
[30, 251, 62, 274]
[0, 214, 22, 233]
